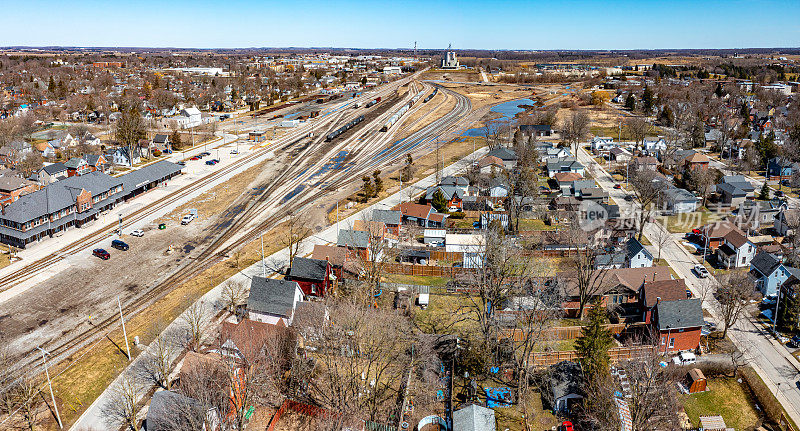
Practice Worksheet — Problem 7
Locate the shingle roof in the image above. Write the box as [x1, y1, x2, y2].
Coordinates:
[289, 257, 328, 281]
[153, 134, 169, 144]
[337, 229, 370, 248]
[247, 277, 301, 318]
[750, 252, 782, 276]
[642, 279, 687, 307]
[440, 176, 469, 187]
[63, 157, 86, 169]
[724, 229, 749, 248]
[119, 161, 183, 192]
[371, 209, 401, 225]
[486, 147, 517, 161]
[626, 238, 651, 259]
[655, 298, 704, 330]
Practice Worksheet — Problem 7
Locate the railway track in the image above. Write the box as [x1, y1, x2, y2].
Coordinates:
[3, 73, 426, 382]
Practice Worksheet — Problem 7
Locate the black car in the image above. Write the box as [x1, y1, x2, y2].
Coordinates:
[200, 151, 211, 157]
[624, 195, 634, 201]
[789, 335, 800, 348]
[93, 248, 110, 260]
[111, 239, 129, 251]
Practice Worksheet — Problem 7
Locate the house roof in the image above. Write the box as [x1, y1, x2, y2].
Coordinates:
[626, 238, 652, 260]
[550, 361, 583, 401]
[663, 187, 696, 203]
[486, 147, 517, 161]
[371, 209, 401, 225]
[724, 229, 749, 248]
[440, 176, 469, 187]
[554, 172, 582, 183]
[426, 185, 465, 201]
[337, 229, 370, 248]
[478, 155, 504, 168]
[721, 175, 754, 192]
[701, 221, 743, 239]
[288, 257, 328, 281]
[750, 252, 782, 276]
[63, 157, 87, 169]
[546, 157, 583, 171]
[655, 298, 704, 330]
[153, 134, 169, 144]
[220, 318, 293, 359]
[0, 177, 35, 193]
[716, 182, 747, 197]
[247, 277, 302, 319]
[560, 266, 672, 297]
[596, 252, 626, 267]
[453, 404, 496, 431]
[311, 244, 360, 273]
[84, 154, 105, 166]
[40, 162, 67, 175]
[642, 279, 687, 307]
[397, 202, 433, 220]
[685, 152, 710, 163]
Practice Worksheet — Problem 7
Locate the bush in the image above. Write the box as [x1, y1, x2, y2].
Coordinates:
[152, 149, 162, 157]
[449, 212, 465, 219]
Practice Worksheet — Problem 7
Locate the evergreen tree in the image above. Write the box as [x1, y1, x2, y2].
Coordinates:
[624, 93, 636, 111]
[642, 86, 654, 113]
[431, 189, 448, 213]
[372, 170, 383, 195]
[575, 307, 613, 382]
[778, 289, 800, 332]
[714, 82, 724, 98]
[47, 76, 56, 94]
[169, 130, 182, 150]
[361, 176, 374, 203]
[758, 182, 770, 200]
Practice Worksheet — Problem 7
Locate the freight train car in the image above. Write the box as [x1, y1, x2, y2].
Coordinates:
[326, 115, 365, 142]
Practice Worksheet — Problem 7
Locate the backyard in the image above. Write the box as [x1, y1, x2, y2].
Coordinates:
[682, 377, 760, 430]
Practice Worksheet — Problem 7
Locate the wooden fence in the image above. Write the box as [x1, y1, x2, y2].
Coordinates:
[428, 250, 464, 261]
[383, 262, 476, 277]
[499, 324, 631, 342]
[531, 345, 655, 368]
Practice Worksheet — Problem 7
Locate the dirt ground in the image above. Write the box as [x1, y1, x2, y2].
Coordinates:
[442, 83, 534, 111]
[420, 69, 481, 83]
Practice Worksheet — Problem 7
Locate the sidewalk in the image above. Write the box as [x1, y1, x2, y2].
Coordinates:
[69, 145, 488, 430]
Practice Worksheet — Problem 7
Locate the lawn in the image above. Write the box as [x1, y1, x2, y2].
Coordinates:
[451, 218, 478, 229]
[0, 244, 10, 269]
[518, 218, 559, 231]
[660, 207, 723, 234]
[493, 391, 559, 431]
[413, 292, 476, 335]
[682, 377, 760, 430]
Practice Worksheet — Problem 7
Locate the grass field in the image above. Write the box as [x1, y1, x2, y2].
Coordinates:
[682, 377, 760, 430]
[660, 207, 722, 233]
[0, 244, 10, 269]
[518, 218, 560, 231]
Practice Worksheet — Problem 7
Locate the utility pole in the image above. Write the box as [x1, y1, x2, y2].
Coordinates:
[260, 234, 266, 277]
[38, 347, 63, 429]
[118, 297, 131, 360]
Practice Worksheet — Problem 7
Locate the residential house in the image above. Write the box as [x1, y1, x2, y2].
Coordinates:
[37, 163, 68, 184]
[453, 404, 496, 431]
[425, 184, 465, 211]
[478, 155, 505, 174]
[609, 147, 632, 163]
[643, 137, 667, 156]
[639, 279, 689, 324]
[520, 124, 553, 137]
[767, 157, 798, 181]
[33, 140, 56, 159]
[736, 199, 783, 228]
[661, 187, 698, 214]
[750, 252, 795, 296]
[775, 208, 800, 237]
[684, 152, 710, 171]
[0, 177, 39, 206]
[219, 318, 295, 363]
[423, 228, 446, 245]
[311, 244, 360, 280]
[699, 221, 747, 251]
[553, 172, 583, 196]
[716, 175, 755, 208]
[353, 219, 398, 247]
[337, 228, 372, 260]
[152, 134, 170, 152]
[550, 361, 583, 414]
[445, 233, 486, 268]
[538, 146, 571, 162]
[440, 176, 470, 193]
[371, 209, 401, 236]
[246, 277, 304, 326]
[626, 238, 654, 268]
[286, 256, 334, 297]
[85, 154, 109, 173]
[590, 137, 615, 154]
[716, 229, 756, 269]
[64, 157, 90, 177]
[546, 157, 585, 178]
[109, 147, 141, 167]
[559, 266, 673, 317]
[487, 179, 508, 198]
[631, 156, 658, 171]
[485, 148, 517, 169]
[397, 202, 447, 227]
[652, 298, 704, 353]
[579, 187, 609, 203]
[179, 107, 203, 128]
[595, 252, 626, 270]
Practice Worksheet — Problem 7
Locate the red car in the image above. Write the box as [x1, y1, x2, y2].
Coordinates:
[190, 156, 201, 161]
[614, 184, 622, 189]
[560, 421, 574, 431]
[93, 248, 110, 260]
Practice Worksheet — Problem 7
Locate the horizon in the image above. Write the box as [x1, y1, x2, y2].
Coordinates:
[2, 0, 799, 50]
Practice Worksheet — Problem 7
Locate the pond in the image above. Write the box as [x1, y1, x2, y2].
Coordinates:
[461, 98, 536, 137]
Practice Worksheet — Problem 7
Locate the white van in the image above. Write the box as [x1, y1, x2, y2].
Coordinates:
[181, 214, 196, 225]
[672, 351, 697, 366]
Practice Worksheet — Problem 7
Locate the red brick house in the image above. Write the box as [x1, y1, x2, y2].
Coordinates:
[285, 256, 335, 297]
[311, 244, 360, 280]
[639, 279, 688, 324]
[64, 157, 90, 177]
[85, 154, 108, 173]
[684, 152, 710, 171]
[652, 298, 704, 353]
[698, 221, 746, 251]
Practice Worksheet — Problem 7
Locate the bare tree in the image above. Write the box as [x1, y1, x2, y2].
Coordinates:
[686, 167, 716, 208]
[220, 279, 248, 315]
[715, 271, 755, 339]
[558, 221, 611, 320]
[651, 225, 671, 263]
[282, 213, 313, 273]
[560, 110, 591, 155]
[180, 302, 211, 352]
[137, 332, 178, 390]
[625, 117, 653, 151]
[629, 169, 661, 241]
[101, 373, 144, 431]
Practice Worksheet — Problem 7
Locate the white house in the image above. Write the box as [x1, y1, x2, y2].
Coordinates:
[716, 230, 756, 269]
[175, 107, 203, 129]
[626, 238, 653, 268]
[590, 137, 615, 153]
[643, 137, 667, 155]
[445, 233, 486, 269]
[246, 277, 304, 326]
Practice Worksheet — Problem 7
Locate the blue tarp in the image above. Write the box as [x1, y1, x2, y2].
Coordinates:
[485, 387, 512, 408]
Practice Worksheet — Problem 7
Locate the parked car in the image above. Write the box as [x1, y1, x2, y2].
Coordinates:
[672, 351, 697, 366]
[559, 421, 574, 431]
[686, 289, 693, 298]
[761, 294, 778, 308]
[624, 195, 633, 201]
[158, 223, 167, 230]
[614, 184, 622, 189]
[788, 335, 800, 348]
[693, 264, 709, 278]
[181, 214, 196, 225]
[200, 151, 211, 157]
[130, 229, 144, 237]
[190, 156, 201, 161]
[111, 239, 129, 251]
[230, 149, 239, 154]
[93, 248, 110, 260]
[205, 160, 217, 166]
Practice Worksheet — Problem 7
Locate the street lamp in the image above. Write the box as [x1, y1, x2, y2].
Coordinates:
[118, 213, 123, 235]
[37, 347, 62, 429]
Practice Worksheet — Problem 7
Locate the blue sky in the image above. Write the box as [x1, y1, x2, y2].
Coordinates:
[2, 0, 799, 49]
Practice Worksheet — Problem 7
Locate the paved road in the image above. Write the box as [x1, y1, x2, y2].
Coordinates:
[577, 147, 800, 423]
